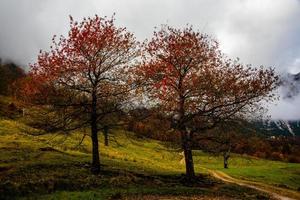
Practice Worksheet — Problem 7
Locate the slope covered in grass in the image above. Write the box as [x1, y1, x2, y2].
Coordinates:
[193, 151, 300, 190]
[0, 116, 298, 199]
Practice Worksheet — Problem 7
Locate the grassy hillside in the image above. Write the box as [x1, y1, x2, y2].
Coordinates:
[0, 116, 299, 199]
[193, 151, 300, 190]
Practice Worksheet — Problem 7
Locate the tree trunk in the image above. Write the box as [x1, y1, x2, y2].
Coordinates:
[177, 81, 195, 180]
[223, 150, 230, 169]
[181, 131, 195, 179]
[103, 125, 109, 146]
[91, 91, 100, 174]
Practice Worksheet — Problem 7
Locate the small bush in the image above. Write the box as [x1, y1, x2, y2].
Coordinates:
[270, 152, 284, 161]
[287, 155, 300, 163]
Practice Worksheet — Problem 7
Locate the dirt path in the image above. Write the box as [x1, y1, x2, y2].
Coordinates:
[209, 170, 300, 200]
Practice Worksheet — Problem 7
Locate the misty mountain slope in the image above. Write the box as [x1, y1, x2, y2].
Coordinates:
[254, 120, 300, 136]
[256, 72, 300, 136]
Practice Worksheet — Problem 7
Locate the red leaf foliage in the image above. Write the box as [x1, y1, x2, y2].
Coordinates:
[138, 25, 279, 129]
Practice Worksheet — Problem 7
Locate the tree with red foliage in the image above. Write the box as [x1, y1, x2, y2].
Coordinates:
[24, 15, 139, 174]
[138, 25, 279, 180]
[193, 120, 258, 169]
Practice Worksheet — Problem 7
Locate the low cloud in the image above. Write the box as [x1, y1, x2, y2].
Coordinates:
[269, 94, 300, 120]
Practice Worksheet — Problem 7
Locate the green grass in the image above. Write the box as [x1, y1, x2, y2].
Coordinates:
[0, 118, 183, 173]
[0, 117, 299, 199]
[192, 151, 300, 190]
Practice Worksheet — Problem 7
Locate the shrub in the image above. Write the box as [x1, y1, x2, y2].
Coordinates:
[287, 155, 300, 163]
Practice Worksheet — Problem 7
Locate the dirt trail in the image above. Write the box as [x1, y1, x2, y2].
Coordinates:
[209, 170, 300, 200]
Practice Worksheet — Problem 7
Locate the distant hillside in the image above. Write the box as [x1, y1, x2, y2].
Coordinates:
[254, 120, 300, 136]
[0, 62, 25, 95]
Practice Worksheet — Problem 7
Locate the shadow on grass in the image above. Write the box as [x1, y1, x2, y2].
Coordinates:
[0, 162, 271, 200]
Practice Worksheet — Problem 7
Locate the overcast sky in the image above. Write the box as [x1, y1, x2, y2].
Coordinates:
[0, 0, 299, 120]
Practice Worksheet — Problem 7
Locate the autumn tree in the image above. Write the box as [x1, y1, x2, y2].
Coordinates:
[138, 26, 279, 179]
[194, 120, 255, 169]
[24, 15, 139, 174]
[98, 106, 127, 147]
